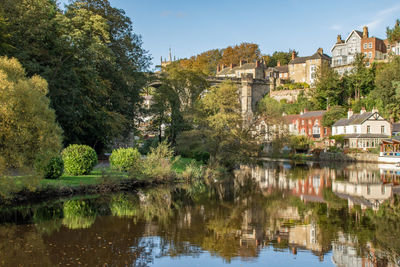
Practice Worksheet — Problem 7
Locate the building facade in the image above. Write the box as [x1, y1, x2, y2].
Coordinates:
[332, 108, 390, 149]
[288, 48, 331, 86]
[284, 110, 331, 140]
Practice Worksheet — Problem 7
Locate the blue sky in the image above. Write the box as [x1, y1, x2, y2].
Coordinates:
[59, 0, 400, 70]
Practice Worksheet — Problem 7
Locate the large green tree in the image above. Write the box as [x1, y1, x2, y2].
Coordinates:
[1, 0, 150, 151]
[0, 57, 62, 172]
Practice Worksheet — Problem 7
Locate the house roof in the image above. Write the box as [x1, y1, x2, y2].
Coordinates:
[283, 114, 300, 123]
[289, 51, 331, 64]
[300, 110, 326, 118]
[392, 123, 400, 133]
[332, 112, 375, 127]
[275, 65, 289, 73]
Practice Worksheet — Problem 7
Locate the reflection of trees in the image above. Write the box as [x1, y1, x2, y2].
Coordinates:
[110, 193, 139, 218]
[33, 204, 63, 235]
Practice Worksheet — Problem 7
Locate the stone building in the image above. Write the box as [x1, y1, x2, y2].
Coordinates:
[288, 48, 331, 86]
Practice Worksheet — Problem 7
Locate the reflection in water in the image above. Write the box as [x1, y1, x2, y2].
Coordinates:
[0, 161, 399, 266]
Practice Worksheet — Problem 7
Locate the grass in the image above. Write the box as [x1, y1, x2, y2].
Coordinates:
[41, 167, 128, 187]
[172, 157, 202, 174]
[41, 157, 202, 187]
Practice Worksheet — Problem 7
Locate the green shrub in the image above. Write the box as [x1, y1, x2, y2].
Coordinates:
[109, 147, 141, 172]
[42, 156, 64, 179]
[62, 144, 98, 175]
[130, 140, 177, 180]
[182, 161, 204, 180]
[194, 151, 210, 163]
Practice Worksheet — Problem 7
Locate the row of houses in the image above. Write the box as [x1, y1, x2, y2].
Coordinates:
[216, 22, 400, 92]
[258, 107, 395, 151]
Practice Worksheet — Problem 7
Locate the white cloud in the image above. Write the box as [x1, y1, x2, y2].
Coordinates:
[361, 3, 400, 31]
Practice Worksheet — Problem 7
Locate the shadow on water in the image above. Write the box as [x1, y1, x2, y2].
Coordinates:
[0, 160, 400, 266]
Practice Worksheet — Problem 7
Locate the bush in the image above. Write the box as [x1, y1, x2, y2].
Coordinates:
[130, 140, 177, 180]
[139, 137, 159, 155]
[182, 160, 204, 180]
[109, 147, 141, 172]
[42, 156, 64, 179]
[62, 144, 98, 175]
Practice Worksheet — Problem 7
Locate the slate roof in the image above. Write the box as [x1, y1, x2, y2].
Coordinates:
[392, 123, 400, 133]
[275, 65, 289, 73]
[332, 112, 374, 127]
[237, 63, 258, 70]
[217, 66, 239, 75]
[289, 52, 331, 65]
[299, 110, 326, 118]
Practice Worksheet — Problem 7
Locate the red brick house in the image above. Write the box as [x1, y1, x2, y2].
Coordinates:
[284, 110, 331, 140]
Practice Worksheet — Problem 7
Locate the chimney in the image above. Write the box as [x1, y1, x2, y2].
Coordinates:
[360, 107, 366, 114]
[291, 51, 296, 60]
[372, 107, 378, 113]
[317, 48, 323, 55]
[348, 108, 353, 119]
[217, 65, 221, 72]
[240, 60, 243, 67]
[337, 35, 342, 44]
[363, 26, 369, 38]
[230, 63, 234, 69]
[277, 61, 281, 67]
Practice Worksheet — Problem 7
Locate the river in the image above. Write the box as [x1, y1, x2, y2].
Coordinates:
[0, 160, 399, 266]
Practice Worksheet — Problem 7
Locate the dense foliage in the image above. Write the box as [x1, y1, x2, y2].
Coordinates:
[0, 0, 150, 151]
[41, 156, 64, 179]
[0, 57, 62, 173]
[62, 144, 98, 175]
[109, 147, 141, 172]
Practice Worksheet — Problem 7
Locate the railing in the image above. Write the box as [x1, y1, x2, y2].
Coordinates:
[380, 152, 400, 157]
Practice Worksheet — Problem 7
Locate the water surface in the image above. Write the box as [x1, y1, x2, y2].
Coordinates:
[0, 160, 399, 266]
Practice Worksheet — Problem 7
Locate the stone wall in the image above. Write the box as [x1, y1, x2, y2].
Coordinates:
[319, 152, 379, 163]
[270, 89, 304, 103]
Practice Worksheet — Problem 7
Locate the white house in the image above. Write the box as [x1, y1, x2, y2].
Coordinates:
[332, 108, 390, 149]
[331, 30, 363, 75]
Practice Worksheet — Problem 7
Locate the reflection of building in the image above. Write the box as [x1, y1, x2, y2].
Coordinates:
[332, 233, 398, 267]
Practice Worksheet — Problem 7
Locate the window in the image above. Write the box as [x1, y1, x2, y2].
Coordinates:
[308, 129, 311, 135]
[302, 120, 304, 125]
[369, 42, 372, 49]
[324, 128, 327, 135]
[308, 120, 312, 125]
[354, 126, 357, 133]
[364, 52, 368, 57]
[367, 125, 371, 133]
[368, 52, 372, 58]
[381, 125, 385, 134]
[363, 43, 367, 49]
[344, 127, 346, 134]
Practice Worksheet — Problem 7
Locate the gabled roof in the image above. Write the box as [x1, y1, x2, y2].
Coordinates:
[289, 52, 331, 65]
[345, 30, 363, 43]
[300, 110, 326, 118]
[283, 114, 300, 123]
[332, 112, 376, 127]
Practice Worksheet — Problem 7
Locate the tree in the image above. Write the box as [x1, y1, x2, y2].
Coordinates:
[193, 81, 259, 167]
[0, 57, 62, 172]
[311, 61, 346, 109]
[220, 43, 261, 65]
[262, 50, 297, 67]
[151, 63, 208, 146]
[347, 53, 375, 99]
[386, 19, 400, 43]
[322, 106, 347, 127]
[374, 56, 400, 121]
[179, 49, 222, 75]
[1, 0, 150, 151]
[0, 14, 12, 55]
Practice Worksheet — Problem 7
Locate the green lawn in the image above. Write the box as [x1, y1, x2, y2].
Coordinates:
[40, 157, 202, 188]
[41, 167, 127, 187]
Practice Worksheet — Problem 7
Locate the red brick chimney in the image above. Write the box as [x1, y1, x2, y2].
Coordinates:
[291, 51, 296, 60]
[277, 61, 281, 67]
[363, 26, 369, 38]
